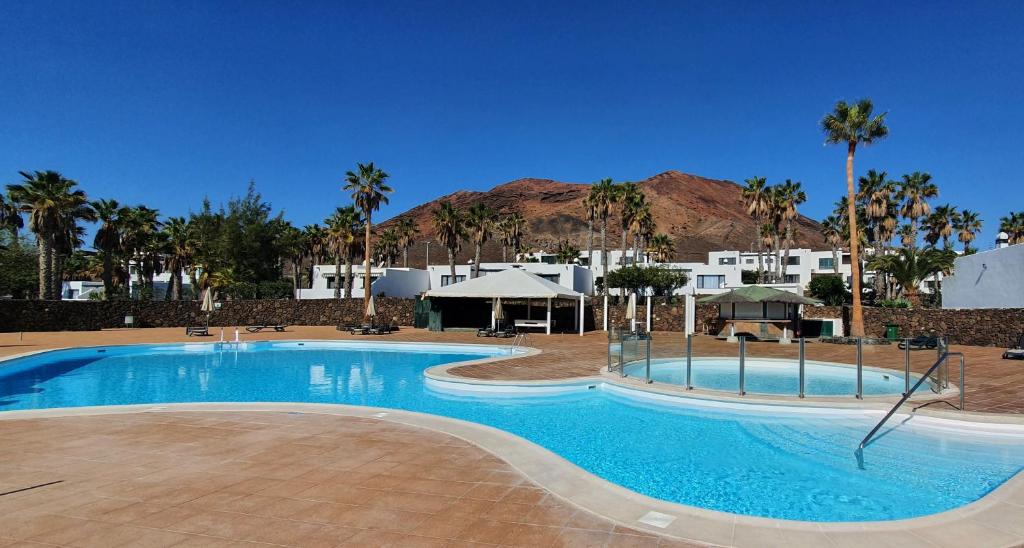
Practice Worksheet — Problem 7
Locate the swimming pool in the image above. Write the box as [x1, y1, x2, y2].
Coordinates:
[1, 341, 1021, 522]
[623, 357, 916, 396]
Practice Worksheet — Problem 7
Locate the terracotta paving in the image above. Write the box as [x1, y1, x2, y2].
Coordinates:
[0, 411, 698, 547]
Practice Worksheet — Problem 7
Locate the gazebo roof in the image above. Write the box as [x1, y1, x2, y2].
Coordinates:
[698, 285, 821, 305]
[424, 268, 582, 300]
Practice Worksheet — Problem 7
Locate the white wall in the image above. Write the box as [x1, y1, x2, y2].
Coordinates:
[301, 265, 429, 299]
[426, 263, 593, 295]
[943, 244, 1024, 309]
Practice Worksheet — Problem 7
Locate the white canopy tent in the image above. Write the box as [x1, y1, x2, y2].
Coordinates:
[424, 269, 585, 335]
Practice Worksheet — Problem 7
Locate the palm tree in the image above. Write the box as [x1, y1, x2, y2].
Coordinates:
[999, 211, 1024, 245]
[820, 215, 844, 275]
[927, 204, 958, 249]
[897, 171, 938, 251]
[374, 227, 401, 267]
[764, 186, 786, 282]
[497, 212, 526, 262]
[867, 248, 956, 307]
[394, 217, 419, 267]
[119, 206, 162, 298]
[303, 224, 327, 289]
[617, 183, 643, 266]
[554, 240, 580, 264]
[7, 171, 93, 299]
[776, 180, 806, 280]
[589, 178, 617, 294]
[0, 192, 23, 242]
[741, 176, 770, 282]
[163, 217, 193, 300]
[954, 210, 982, 254]
[343, 162, 393, 310]
[465, 203, 493, 278]
[91, 199, 123, 298]
[647, 233, 674, 262]
[325, 206, 360, 299]
[583, 194, 597, 267]
[630, 202, 654, 265]
[821, 99, 889, 337]
[276, 223, 306, 295]
[431, 201, 465, 284]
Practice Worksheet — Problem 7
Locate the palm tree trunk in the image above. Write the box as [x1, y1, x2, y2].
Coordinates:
[755, 216, 765, 283]
[102, 253, 114, 299]
[473, 244, 481, 278]
[403, 247, 409, 268]
[772, 235, 782, 283]
[832, 246, 840, 275]
[343, 252, 353, 299]
[633, 234, 640, 265]
[189, 269, 199, 299]
[586, 219, 594, 268]
[781, 222, 793, 280]
[38, 237, 51, 300]
[620, 227, 628, 266]
[600, 220, 608, 295]
[334, 253, 342, 299]
[846, 142, 865, 337]
[448, 248, 456, 283]
[52, 251, 63, 300]
[363, 213, 372, 312]
[292, 261, 300, 294]
[501, 244, 507, 263]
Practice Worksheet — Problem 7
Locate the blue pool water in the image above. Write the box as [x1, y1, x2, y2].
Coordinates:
[624, 357, 915, 396]
[1, 341, 1022, 522]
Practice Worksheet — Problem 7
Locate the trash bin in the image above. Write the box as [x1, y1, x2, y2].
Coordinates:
[885, 323, 900, 340]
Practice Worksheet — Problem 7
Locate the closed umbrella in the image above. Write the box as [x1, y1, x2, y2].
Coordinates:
[365, 294, 376, 319]
[626, 292, 637, 332]
[493, 297, 504, 330]
[200, 289, 214, 327]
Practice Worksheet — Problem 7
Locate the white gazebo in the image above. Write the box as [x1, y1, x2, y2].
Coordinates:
[424, 269, 585, 335]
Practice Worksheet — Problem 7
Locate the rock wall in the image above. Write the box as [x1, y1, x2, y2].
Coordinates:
[800, 305, 1024, 347]
[0, 298, 416, 332]
[589, 298, 718, 333]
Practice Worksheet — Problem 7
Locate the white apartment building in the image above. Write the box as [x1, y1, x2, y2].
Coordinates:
[427, 263, 594, 295]
[942, 238, 1023, 309]
[299, 265, 430, 299]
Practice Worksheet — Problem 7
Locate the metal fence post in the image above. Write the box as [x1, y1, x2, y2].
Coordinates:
[798, 337, 805, 398]
[903, 338, 911, 396]
[855, 337, 863, 399]
[738, 336, 746, 396]
[959, 355, 965, 411]
[645, 335, 652, 384]
[685, 333, 693, 390]
[618, 330, 625, 377]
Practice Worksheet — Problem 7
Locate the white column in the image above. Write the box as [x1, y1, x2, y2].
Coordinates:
[684, 291, 696, 336]
[602, 294, 608, 331]
[646, 294, 652, 333]
[546, 298, 551, 335]
[579, 294, 585, 336]
[491, 298, 496, 330]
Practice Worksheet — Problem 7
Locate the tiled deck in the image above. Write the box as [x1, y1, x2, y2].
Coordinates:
[0, 411, 697, 548]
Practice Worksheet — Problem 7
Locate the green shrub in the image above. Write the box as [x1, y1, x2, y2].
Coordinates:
[224, 281, 258, 300]
[807, 275, 849, 306]
[258, 280, 294, 299]
[605, 265, 689, 298]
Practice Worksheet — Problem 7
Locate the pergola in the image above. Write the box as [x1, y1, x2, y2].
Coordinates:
[699, 286, 820, 341]
[424, 269, 585, 335]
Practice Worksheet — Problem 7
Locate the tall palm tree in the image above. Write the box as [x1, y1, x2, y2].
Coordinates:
[303, 224, 327, 289]
[583, 194, 597, 267]
[897, 171, 938, 251]
[162, 217, 193, 300]
[764, 186, 786, 282]
[91, 199, 122, 299]
[741, 176, 770, 282]
[999, 212, 1024, 244]
[394, 217, 419, 267]
[821, 98, 889, 337]
[820, 215, 843, 274]
[647, 233, 674, 262]
[589, 178, 617, 294]
[343, 162, 393, 310]
[776, 180, 806, 280]
[0, 192, 23, 242]
[374, 227, 401, 267]
[927, 204, 958, 249]
[431, 201, 465, 284]
[630, 202, 654, 265]
[497, 212, 526, 262]
[276, 223, 306, 295]
[954, 209, 982, 254]
[465, 203, 493, 278]
[7, 171, 93, 299]
[325, 206, 360, 299]
[617, 183, 643, 266]
[119, 206, 162, 298]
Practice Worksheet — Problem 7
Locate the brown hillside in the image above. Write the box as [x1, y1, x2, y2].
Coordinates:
[377, 170, 826, 266]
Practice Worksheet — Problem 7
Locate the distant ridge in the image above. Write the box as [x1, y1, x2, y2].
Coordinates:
[378, 170, 826, 265]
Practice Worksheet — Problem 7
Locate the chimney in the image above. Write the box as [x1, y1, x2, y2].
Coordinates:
[996, 231, 1010, 249]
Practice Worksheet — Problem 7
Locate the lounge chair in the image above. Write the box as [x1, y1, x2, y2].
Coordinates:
[494, 325, 517, 338]
[1003, 334, 1024, 360]
[477, 326, 495, 337]
[369, 322, 393, 335]
[186, 326, 209, 337]
[245, 324, 287, 333]
[346, 324, 372, 335]
[898, 335, 940, 350]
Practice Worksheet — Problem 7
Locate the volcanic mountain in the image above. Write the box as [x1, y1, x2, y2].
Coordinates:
[377, 170, 826, 266]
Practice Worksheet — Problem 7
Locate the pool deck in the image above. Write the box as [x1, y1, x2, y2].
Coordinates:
[2, 327, 1023, 547]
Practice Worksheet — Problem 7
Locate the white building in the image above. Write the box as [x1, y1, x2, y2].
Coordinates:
[427, 263, 593, 295]
[942, 242, 1024, 309]
[299, 265, 430, 299]
[61, 280, 105, 301]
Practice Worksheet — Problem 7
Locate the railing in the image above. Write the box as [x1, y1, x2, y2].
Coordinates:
[509, 332, 528, 354]
[607, 327, 652, 382]
[858, 351, 965, 451]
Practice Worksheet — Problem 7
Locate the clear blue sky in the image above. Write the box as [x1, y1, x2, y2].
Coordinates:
[2, 1, 1020, 249]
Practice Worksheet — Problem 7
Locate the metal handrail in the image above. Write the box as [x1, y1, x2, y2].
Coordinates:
[510, 332, 527, 353]
[858, 351, 965, 450]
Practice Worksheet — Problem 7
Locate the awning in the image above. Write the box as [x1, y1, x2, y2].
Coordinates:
[424, 268, 582, 300]
[698, 285, 821, 305]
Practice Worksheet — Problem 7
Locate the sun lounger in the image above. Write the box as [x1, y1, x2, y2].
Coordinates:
[369, 322, 393, 335]
[494, 325, 516, 338]
[898, 335, 939, 350]
[245, 324, 287, 333]
[1003, 334, 1024, 360]
[477, 326, 495, 337]
[346, 324, 372, 335]
[186, 326, 209, 337]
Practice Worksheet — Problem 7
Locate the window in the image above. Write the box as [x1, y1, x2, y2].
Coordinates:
[786, 256, 800, 266]
[745, 258, 754, 264]
[718, 257, 737, 265]
[538, 274, 560, 283]
[540, 255, 556, 264]
[326, 276, 337, 289]
[697, 275, 725, 289]
[784, 274, 800, 284]
[818, 257, 835, 270]
[842, 254, 852, 265]
[440, 275, 466, 287]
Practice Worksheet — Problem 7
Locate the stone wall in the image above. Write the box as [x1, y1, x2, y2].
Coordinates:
[799, 305, 1024, 347]
[0, 298, 416, 332]
[590, 298, 718, 333]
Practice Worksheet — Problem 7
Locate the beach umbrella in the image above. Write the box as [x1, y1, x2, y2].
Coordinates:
[200, 288, 214, 326]
[626, 292, 637, 332]
[493, 297, 504, 320]
[365, 294, 377, 318]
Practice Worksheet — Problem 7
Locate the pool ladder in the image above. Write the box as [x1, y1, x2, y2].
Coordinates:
[858, 351, 965, 452]
[509, 332, 527, 354]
